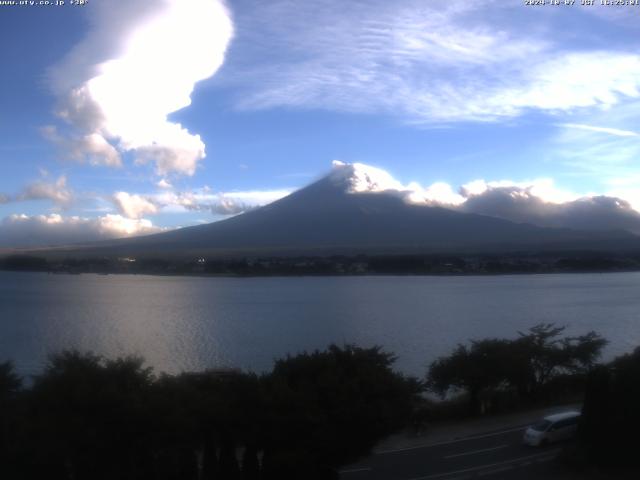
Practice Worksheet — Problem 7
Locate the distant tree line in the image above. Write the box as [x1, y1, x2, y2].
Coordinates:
[3, 252, 640, 276]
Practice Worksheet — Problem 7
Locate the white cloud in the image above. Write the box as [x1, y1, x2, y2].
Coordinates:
[19, 175, 74, 207]
[42, 125, 122, 167]
[330, 160, 405, 193]
[48, 0, 234, 176]
[460, 188, 640, 234]
[112, 191, 159, 219]
[406, 182, 465, 206]
[154, 187, 291, 215]
[0, 175, 75, 208]
[558, 123, 638, 138]
[460, 178, 578, 205]
[330, 161, 465, 205]
[95, 214, 161, 237]
[506, 52, 640, 113]
[102, 185, 291, 222]
[156, 178, 173, 189]
[222, 189, 293, 204]
[0, 213, 163, 247]
[228, 1, 640, 123]
[332, 161, 640, 233]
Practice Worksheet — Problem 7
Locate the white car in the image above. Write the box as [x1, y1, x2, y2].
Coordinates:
[522, 411, 581, 447]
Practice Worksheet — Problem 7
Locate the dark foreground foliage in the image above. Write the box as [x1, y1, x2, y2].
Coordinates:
[426, 323, 606, 415]
[578, 347, 640, 468]
[0, 346, 421, 480]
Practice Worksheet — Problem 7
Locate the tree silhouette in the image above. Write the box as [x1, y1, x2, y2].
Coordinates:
[427, 339, 514, 414]
[0, 345, 422, 479]
[427, 324, 607, 413]
[262, 344, 422, 478]
[0, 362, 22, 476]
[580, 347, 640, 467]
[515, 324, 606, 398]
[25, 351, 155, 479]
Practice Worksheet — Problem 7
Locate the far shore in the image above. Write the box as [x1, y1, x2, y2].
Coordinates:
[3, 249, 640, 278]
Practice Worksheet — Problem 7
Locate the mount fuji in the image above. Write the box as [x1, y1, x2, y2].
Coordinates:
[49, 162, 639, 258]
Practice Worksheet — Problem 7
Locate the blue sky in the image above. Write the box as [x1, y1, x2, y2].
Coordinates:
[1, 0, 640, 246]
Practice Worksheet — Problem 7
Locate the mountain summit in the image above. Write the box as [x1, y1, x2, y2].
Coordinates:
[72, 163, 638, 257]
[327, 161, 408, 194]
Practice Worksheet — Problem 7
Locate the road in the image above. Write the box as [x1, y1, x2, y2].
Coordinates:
[340, 425, 566, 480]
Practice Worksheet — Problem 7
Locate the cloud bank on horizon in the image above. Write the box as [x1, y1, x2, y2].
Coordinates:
[0, 185, 292, 248]
[0, 214, 163, 248]
[5, 161, 640, 248]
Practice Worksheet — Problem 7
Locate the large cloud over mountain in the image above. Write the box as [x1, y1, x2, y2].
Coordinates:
[46, 0, 234, 176]
[459, 185, 640, 234]
[331, 161, 640, 234]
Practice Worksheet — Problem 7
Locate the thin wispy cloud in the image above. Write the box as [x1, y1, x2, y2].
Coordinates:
[559, 123, 639, 138]
[552, 103, 640, 187]
[227, 1, 640, 123]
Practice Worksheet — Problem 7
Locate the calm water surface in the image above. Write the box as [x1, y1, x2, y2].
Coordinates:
[1, 271, 640, 377]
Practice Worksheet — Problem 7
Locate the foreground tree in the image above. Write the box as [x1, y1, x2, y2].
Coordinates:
[1, 346, 422, 479]
[427, 339, 514, 414]
[24, 351, 156, 480]
[514, 324, 606, 398]
[262, 344, 422, 479]
[427, 324, 607, 413]
[0, 362, 21, 400]
[0, 362, 22, 475]
[149, 369, 264, 480]
[579, 347, 640, 467]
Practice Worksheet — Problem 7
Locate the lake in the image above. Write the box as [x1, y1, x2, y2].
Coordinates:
[1, 271, 639, 378]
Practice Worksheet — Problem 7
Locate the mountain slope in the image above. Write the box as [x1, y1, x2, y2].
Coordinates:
[61, 163, 639, 257]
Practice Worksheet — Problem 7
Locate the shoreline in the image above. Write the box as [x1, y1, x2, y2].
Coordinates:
[2, 266, 640, 279]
